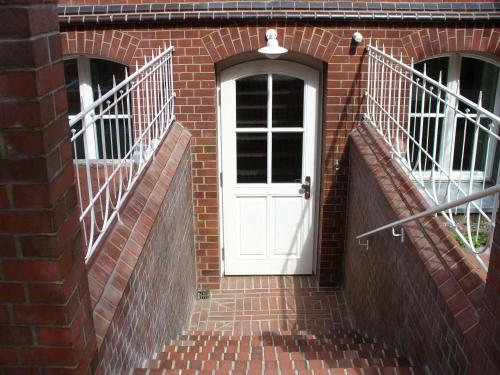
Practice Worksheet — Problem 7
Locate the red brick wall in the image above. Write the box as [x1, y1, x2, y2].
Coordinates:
[0, 1, 96, 373]
[59, 21, 499, 290]
[344, 124, 490, 374]
[88, 123, 196, 374]
[472, 214, 500, 374]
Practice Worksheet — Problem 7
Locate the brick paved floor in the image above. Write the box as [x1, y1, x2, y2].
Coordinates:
[189, 276, 352, 334]
[134, 276, 426, 373]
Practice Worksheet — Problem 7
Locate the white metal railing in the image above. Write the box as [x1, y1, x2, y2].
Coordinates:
[69, 46, 175, 260]
[357, 185, 500, 269]
[364, 44, 500, 269]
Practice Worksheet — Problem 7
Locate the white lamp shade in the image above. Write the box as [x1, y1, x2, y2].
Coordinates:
[258, 29, 288, 59]
[258, 45, 288, 59]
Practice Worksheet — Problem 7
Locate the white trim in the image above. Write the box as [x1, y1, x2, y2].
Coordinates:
[218, 60, 321, 275]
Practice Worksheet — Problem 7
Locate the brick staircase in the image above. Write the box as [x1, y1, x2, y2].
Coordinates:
[133, 276, 427, 374]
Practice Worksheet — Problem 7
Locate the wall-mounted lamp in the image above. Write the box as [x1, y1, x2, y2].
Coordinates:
[258, 29, 288, 59]
[352, 32, 363, 44]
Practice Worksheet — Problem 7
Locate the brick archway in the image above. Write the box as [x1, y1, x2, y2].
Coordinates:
[402, 27, 500, 62]
[201, 25, 342, 63]
[61, 29, 140, 66]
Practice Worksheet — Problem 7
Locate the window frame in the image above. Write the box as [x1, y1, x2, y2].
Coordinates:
[63, 55, 131, 160]
[413, 52, 500, 182]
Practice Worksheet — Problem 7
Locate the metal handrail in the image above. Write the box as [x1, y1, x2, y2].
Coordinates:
[357, 183, 500, 240]
[365, 44, 500, 124]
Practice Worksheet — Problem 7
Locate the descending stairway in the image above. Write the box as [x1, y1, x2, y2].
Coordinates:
[133, 276, 426, 374]
[133, 329, 425, 374]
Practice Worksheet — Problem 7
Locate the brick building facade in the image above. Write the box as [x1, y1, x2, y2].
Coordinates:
[0, 0, 499, 373]
[56, 2, 500, 289]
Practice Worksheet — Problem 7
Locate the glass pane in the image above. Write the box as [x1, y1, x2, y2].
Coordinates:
[412, 57, 449, 114]
[236, 75, 267, 128]
[452, 117, 489, 171]
[237, 133, 267, 183]
[272, 75, 304, 128]
[408, 117, 444, 170]
[272, 133, 302, 182]
[458, 57, 499, 113]
[95, 119, 134, 159]
[63, 59, 81, 115]
[90, 59, 127, 98]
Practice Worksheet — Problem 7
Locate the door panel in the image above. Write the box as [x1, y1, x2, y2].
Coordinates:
[221, 60, 319, 275]
[271, 197, 303, 256]
[238, 197, 267, 256]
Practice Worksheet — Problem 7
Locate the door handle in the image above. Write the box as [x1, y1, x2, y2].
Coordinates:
[300, 176, 311, 199]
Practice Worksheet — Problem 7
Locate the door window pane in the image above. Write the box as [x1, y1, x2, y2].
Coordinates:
[63, 59, 81, 115]
[236, 75, 267, 128]
[272, 133, 302, 182]
[237, 133, 267, 183]
[272, 75, 304, 128]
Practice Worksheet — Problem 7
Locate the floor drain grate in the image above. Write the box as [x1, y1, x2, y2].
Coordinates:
[197, 290, 210, 300]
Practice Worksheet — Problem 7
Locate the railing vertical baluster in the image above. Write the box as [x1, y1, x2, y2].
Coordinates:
[387, 56, 394, 143]
[415, 64, 427, 184]
[67, 46, 175, 260]
[423, 86, 434, 172]
[378, 47, 386, 133]
[71, 128, 87, 246]
[466, 92, 482, 247]
[362, 44, 499, 269]
[169, 51, 175, 120]
[144, 56, 152, 155]
[445, 81, 460, 213]
[97, 86, 111, 229]
[405, 58, 414, 170]
[365, 47, 372, 120]
[430, 72, 443, 204]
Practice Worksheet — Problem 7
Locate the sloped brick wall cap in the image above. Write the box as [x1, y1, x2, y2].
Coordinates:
[85, 122, 192, 350]
[1, 0, 57, 4]
[349, 123, 486, 335]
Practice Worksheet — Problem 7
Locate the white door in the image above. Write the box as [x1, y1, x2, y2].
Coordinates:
[220, 61, 319, 275]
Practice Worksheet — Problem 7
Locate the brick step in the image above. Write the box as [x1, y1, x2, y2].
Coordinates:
[185, 329, 365, 337]
[162, 345, 392, 359]
[133, 367, 424, 375]
[161, 344, 388, 359]
[179, 332, 378, 342]
[167, 341, 387, 354]
[170, 338, 384, 349]
[153, 349, 410, 363]
[139, 358, 420, 372]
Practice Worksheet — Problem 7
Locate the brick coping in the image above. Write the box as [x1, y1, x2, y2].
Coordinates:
[57, 1, 500, 24]
[350, 122, 486, 336]
[85, 122, 192, 350]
